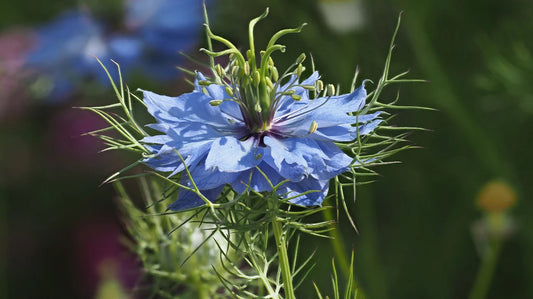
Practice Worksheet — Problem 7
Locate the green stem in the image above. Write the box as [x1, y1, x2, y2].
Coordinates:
[272, 217, 295, 299]
[323, 208, 350, 277]
[468, 240, 504, 299]
[194, 278, 210, 299]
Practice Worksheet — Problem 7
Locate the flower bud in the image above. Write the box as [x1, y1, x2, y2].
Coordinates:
[477, 180, 516, 213]
[198, 80, 211, 87]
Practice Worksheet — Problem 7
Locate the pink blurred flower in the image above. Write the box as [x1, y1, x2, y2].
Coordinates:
[0, 29, 35, 122]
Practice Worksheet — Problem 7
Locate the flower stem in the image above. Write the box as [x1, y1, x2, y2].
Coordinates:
[468, 239, 504, 299]
[194, 279, 210, 299]
[271, 216, 295, 299]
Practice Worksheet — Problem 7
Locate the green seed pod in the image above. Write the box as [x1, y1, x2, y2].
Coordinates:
[291, 94, 302, 101]
[198, 80, 211, 87]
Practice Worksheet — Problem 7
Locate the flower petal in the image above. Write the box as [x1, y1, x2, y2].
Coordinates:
[280, 177, 330, 206]
[263, 136, 309, 181]
[231, 162, 284, 194]
[167, 186, 224, 211]
[186, 161, 240, 189]
[205, 136, 260, 172]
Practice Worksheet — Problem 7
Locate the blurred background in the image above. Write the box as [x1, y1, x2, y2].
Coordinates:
[1, 0, 531, 298]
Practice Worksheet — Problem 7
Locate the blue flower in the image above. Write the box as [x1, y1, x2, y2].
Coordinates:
[124, 0, 206, 80]
[25, 1, 206, 101]
[26, 11, 112, 100]
[142, 72, 382, 211]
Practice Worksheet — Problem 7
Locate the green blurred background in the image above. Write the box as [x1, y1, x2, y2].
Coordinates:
[1, 0, 531, 298]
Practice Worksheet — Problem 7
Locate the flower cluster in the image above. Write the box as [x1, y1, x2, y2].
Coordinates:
[25, 0, 205, 100]
[141, 12, 382, 211]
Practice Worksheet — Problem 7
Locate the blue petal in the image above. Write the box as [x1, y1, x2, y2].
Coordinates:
[142, 90, 183, 123]
[167, 186, 223, 211]
[185, 161, 240, 190]
[263, 136, 309, 181]
[358, 119, 383, 135]
[280, 177, 330, 206]
[143, 140, 212, 175]
[194, 73, 227, 99]
[143, 89, 242, 129]
[274, 84, 372, 136]
[310, 112, 381, 142]
[231, 162, 284, 194]
[194, 74, 243, 121]
[275, 72, 319, 115]
[205, 136, 260, 172]
[308, 141, 352, 180]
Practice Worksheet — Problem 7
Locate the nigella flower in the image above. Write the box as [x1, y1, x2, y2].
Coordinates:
[25, 11, 112, 100]
[142, 70, 382, 211]
[124, 0, 206, 80]
[131, 9, 383, 211]
[25, 1, 206, 101]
